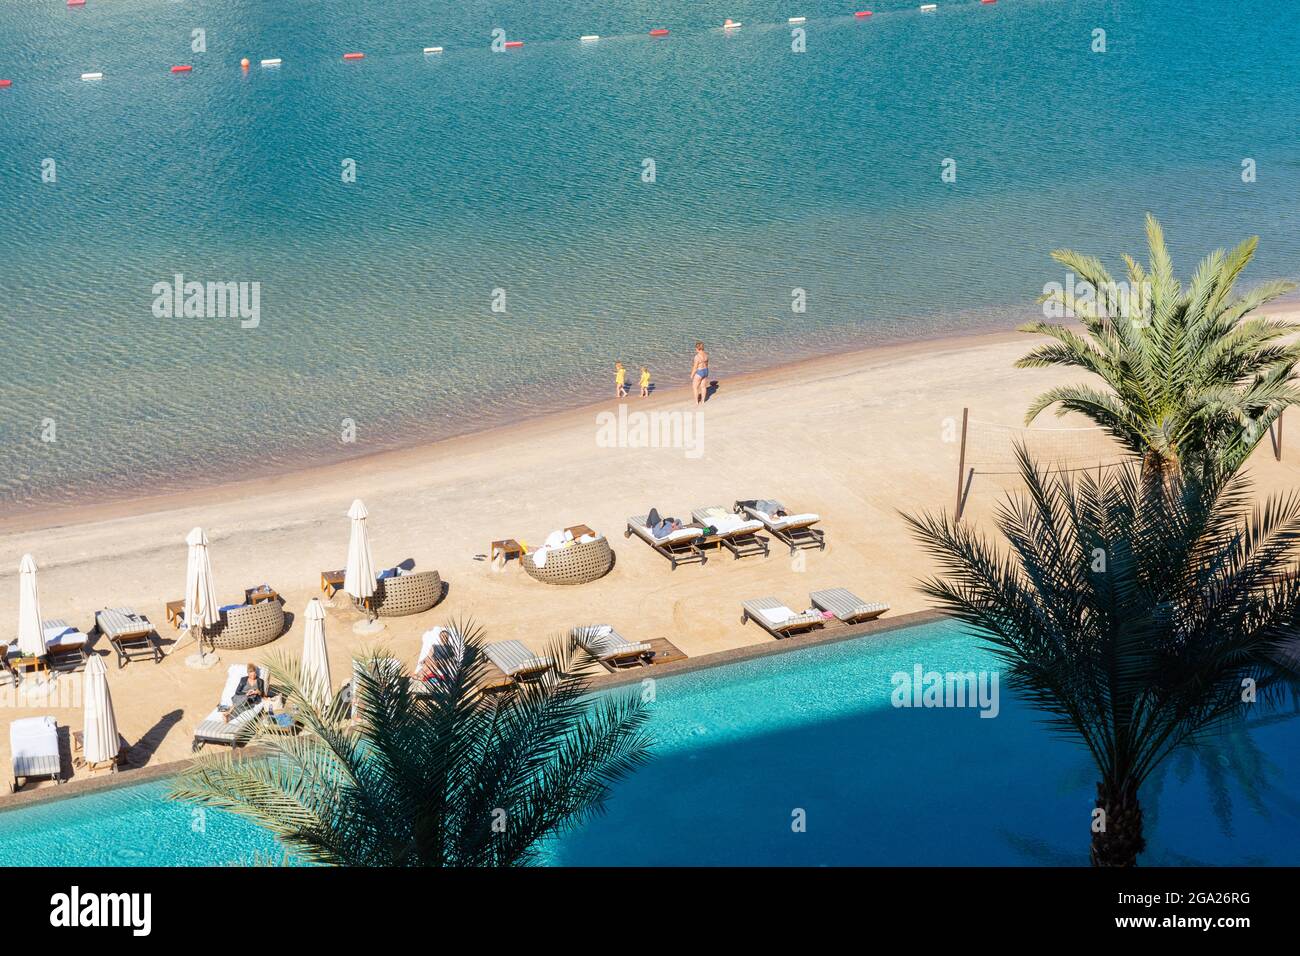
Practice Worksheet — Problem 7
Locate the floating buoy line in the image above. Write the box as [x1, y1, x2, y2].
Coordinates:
[3, 4, 1009, 90]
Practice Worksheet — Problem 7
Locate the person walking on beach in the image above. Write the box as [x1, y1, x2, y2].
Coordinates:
[690, 341, 710, 404]
[639, 365, 651, 397]
[615, 362, 627, 398]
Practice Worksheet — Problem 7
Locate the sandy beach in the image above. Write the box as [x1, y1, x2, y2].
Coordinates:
[5, 312, 1300, 798]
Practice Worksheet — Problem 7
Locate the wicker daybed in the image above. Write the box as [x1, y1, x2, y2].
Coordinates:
[206, 600, 286, 651]
[522, 538, 613, 586]
[370, 570, 443, 617]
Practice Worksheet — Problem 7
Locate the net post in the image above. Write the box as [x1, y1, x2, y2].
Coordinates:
[955, 407, 969, 521]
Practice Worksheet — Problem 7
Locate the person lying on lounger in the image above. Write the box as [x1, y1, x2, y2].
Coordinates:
[646, 508, 684, 539]
[225, 663, 268, 722]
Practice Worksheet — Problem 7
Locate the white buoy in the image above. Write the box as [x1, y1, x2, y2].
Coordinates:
[423, 46, 443, 54]
[80, 72, 103, 81]
[920, 3, 937, 9]
[788, 16, 807, 23]
[260, 58, 282, 67]
[724, 21, 742, 29]
[580, 35, 600, 41]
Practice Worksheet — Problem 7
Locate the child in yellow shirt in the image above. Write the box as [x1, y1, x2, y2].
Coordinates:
[615, 362, 627, 398]
[639, 366, 651, 397]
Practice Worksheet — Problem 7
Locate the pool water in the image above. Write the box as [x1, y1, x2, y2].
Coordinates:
[1, 619, 1296, 866]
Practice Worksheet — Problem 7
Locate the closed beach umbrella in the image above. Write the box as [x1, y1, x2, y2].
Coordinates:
[301, 597, 331, 708]
[82, 654, 120, 767]
[344, 499, 377, 603]
[16, 554, 44, 658]
[184, 527, 219, 654]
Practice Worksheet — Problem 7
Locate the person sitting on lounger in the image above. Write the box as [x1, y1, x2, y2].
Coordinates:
[225, 663, 267, 722]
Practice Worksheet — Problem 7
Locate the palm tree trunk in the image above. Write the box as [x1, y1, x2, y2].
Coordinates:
[1090, 780, 1146, 866]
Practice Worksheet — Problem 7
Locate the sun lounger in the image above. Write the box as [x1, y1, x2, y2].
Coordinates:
[734, 499, 825, 554]
[810, 588, 890, 624]
[625, 514, 707, 569]
[573, 625, 654, 669]
[690, 506, 770, 559]
[741, 597, 825, 639]
[192, 664, 273, 752]
[11, 716, 62, 790]
[483, 640, 553, 682]
[96, 607, 160, 667]
[41, 619, 89, 670]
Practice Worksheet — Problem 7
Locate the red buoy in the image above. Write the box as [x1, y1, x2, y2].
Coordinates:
[67, 0, 86, 6]
[649, 28, 669, 36]
[981, 0, 996, 4]
[855, 10, 873, 16]
[171, 65, 192, 73]
[504, 40, 524, 48]
[0, 79, 12, 88]
[343, 52, 365, 60]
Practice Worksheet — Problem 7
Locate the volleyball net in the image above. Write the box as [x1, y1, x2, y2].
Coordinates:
[953, 409, 1134, 520]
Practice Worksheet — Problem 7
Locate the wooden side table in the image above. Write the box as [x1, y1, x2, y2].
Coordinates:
[246, 586, 279, 605]
[320, 569, 345, 596]
[165, 600, 186, 629]
[490, 539, 524, 563]
[565, 524, 596, 539]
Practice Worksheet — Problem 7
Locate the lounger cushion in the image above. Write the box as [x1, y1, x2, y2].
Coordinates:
[11, 716, 60, 779]
[96, 608, 152, 640]
[485, 640, 551, 676]
[42, 621, 87, 649]
[575, 626, 653, 660]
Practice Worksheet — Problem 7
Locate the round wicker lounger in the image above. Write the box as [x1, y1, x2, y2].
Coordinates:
[207, 600, 286, 650]
[371, 570, 444, 617]
[522, 538, 614, 585]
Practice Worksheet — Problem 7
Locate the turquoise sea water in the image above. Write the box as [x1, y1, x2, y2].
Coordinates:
[1, 0, 1298, 510]
[1, 619, 1296, 866]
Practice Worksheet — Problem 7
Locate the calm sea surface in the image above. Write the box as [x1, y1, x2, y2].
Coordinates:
[1, 0, 1297, 509]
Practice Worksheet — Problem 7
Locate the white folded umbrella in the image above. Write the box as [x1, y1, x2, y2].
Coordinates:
[16, 554, 44, 658]
[82, 654, 120, 766]
[184, 527, 219, 659]
[301, 597, 331, 708]
[343, 499, 377, 602]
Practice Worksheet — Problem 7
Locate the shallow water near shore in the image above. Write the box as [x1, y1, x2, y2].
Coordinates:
[0, 620, 1295, 866]
[1, 0, 1298, 511]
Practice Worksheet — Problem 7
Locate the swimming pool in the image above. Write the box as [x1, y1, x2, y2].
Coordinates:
[1, 618, 1297, 866]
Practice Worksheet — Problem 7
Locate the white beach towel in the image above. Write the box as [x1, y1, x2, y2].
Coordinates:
[758, 606, 795, 626]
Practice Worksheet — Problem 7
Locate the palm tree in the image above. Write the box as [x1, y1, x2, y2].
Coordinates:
[170, 623, 653, 866]
[1017, 214, 1299, 480]
[906, 449, 1300, 866]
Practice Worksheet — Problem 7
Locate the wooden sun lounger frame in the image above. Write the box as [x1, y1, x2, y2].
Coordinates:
[734, 500, 826, 554]
[96, 607, 161, 667]
[571, 626, 655, 669]
[740, 598, 826, 639]
[809, 588, 890, 624]
[624, 516, 707, 570]
[690, 507, 770, 560]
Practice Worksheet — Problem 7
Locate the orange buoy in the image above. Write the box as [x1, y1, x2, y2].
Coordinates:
[504, 40, 524, 48]
[649, 28, 669, 36]
[343, 52, 365, 60]
[240, 57, 250, 69]
[67, 0, 85, 5]
[855, 10, 873, 16]
[171, 65, 192, 73]
[0, 79, 12, 88]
